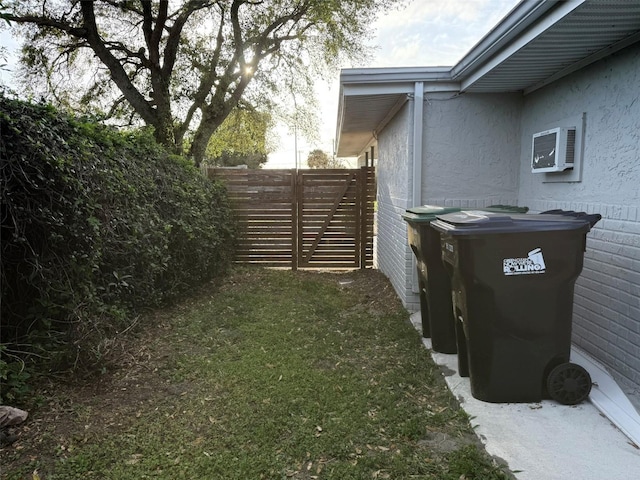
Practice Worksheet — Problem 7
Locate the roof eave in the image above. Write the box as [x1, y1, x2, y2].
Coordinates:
[451, 0, 571, 80]
[336, 67, 455, 157]
[340, 66, 453, 85]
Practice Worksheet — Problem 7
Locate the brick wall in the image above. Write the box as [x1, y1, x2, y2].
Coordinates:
[522, 199, 640, 393]
[376, 196, 419, 311]
[374, 102, 419, 310]
[518, 46, 640, 396]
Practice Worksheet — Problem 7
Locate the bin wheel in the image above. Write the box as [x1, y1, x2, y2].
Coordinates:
[546, 363, 592, 405]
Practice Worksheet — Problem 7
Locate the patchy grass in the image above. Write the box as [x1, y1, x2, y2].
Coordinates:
[2, 268, 513, 479]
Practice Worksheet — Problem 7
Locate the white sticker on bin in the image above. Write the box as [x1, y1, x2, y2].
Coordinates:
[503, 248, 546, 275]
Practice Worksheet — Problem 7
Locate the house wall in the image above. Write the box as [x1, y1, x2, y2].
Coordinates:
[376, 92, 524, 311]
[392, 93, 522, 309]
[373, 46, 640, 397]
[518, 44, 640, 395]
[375, 101, 418, 310]
[421, 92, 522, 207]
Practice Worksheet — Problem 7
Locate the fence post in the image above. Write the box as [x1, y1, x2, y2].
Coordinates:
[360, 167, 368, 269]
[291, 169, 298, 271]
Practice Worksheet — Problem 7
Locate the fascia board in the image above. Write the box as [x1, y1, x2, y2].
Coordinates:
[423, 82, 461, 93]
[342, 83, 415, 96]
[342, 81, 460, 97]
[340, 67, 452, 86]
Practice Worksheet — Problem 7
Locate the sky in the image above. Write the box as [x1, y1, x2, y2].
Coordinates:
[266, 0, 522, 168]
[0, 0, 521, 168]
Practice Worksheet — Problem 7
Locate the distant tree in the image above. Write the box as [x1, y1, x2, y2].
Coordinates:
[1, 0, 401, 165]
[307, 149, 344, 169]
[204, 107, 271, 168]
[212, 151, 267, 169]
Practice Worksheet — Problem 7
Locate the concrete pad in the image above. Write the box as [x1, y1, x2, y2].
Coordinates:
[410, 312, 640, 480]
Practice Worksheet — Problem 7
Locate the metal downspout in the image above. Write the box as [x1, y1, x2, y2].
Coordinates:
[411, 82, 424, 295]
[412, 82, 423, 208]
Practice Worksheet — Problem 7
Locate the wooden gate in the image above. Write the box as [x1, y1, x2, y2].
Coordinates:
[205, 167, 375, 269]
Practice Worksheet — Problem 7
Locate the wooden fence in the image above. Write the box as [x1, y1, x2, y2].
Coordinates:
[205, 167, 375, 270]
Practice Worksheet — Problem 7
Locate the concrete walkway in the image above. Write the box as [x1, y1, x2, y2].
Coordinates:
[410, 312, 640, 480]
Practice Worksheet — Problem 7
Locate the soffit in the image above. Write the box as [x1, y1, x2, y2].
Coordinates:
[336, 93, 407, 157]
[462, 2, 640, 93]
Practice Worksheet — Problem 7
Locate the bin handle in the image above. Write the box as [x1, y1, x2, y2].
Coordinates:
[540, 209, 602, 228]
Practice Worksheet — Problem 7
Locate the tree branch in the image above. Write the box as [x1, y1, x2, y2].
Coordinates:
[176, 13, 225, 141]
[2, 13, 87, 37]
[103, 41, 152, 69]
[79, 1, 156, 124]
[162, 1, 219, 78]
[141, 0, 166, 67]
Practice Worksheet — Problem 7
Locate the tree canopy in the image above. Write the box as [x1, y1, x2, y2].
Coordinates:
[205, 106, 272, 168]
[1, 0, 400, 165]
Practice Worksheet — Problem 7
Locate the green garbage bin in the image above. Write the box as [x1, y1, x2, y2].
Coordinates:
[402, 206, 461, 353]
[402, 204, 528, 354]
[431, 210, 601, 404]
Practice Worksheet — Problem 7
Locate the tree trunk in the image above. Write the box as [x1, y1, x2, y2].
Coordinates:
[151, 87, 178, 153]
[153, 115, 177, 152]
[189, 104, 227, 167]
[190, 125, 216, 167]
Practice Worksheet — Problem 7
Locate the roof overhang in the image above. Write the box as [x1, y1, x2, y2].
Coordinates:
[336, 0, 640, 158]
[336, 68, 457, 157]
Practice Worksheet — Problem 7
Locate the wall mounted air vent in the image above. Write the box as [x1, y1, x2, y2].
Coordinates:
[531, 127, 576, 173]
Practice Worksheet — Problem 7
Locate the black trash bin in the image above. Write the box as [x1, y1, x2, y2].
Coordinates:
[402, 205, 528, 354]
[431, 210, 601, 404]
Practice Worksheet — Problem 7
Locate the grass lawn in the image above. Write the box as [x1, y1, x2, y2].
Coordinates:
[2, 268, 513, 479]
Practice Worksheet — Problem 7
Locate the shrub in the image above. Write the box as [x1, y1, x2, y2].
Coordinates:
[0, 95, 236, 402]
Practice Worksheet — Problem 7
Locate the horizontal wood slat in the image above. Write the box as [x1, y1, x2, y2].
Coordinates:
[205, 167, 375, 269]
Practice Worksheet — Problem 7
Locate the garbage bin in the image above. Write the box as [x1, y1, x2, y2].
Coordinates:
[402, 205, 528, 354]
[431, 210, 601, 404]
[402, 206, 461, 353]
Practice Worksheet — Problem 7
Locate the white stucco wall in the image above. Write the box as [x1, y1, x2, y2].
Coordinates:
[375, 102, 418, 310]
[377, 93, 522, 311]
[400, 93, 522, 306]
[421, 92, 522, 207]
[518, 44, 640, 395]
[376, 92, 523, 312]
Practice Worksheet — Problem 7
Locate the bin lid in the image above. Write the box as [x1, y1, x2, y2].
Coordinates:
[431, 210, 597, 235]
[402, 204, 529, 223]
[402, 205, 461, 223]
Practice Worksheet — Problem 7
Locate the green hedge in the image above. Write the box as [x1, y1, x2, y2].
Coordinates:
[0, 95, 236, 400]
